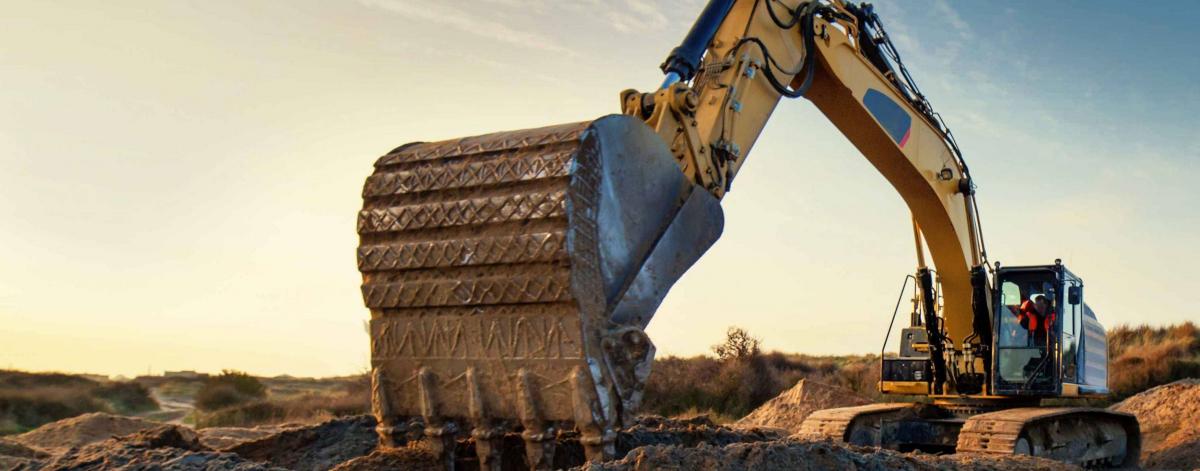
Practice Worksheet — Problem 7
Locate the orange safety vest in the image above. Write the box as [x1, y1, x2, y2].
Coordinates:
[1017, 300, 1056, 332]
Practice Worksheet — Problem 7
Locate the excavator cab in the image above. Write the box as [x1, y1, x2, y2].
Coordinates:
[992, 262, 1101, 397]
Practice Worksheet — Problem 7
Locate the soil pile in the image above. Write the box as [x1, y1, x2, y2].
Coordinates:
[224, 415, 377, 471]
[11, 413, 164, 454]
[37, 425, 281, 470]
[1110, 378, 1200, 470]
[0, 438, 46, 459]
[315, 415, 779, 470]
[330, 447, 442, 471]
[197, 425, 299, 450]
[0, 437, 48, 471]
[578, 439, 1077, 471]
[734, 379, 871, 433]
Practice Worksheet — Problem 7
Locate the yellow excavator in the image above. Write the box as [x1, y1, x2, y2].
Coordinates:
[356, 0, 1140, 468]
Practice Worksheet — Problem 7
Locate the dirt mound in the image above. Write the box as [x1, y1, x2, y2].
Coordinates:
[1110, 378, 1200, 469]
[197, 425, 299, 450]
[734, 379, 871, 433]
[11, 412, 164, 454]
[0, 437, 47, 459]
[224, 415, 377, 471]
[321, 415, 779, 469]
[38, 425, 281, 470]
[540, 416, 781, 468]
[578, 438, 1077, 471]
[330, 447, 442, 471]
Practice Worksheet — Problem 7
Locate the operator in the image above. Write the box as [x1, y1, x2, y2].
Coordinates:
[1013, 293, 1056, 347]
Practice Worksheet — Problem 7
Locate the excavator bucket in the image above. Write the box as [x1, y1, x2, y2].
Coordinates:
[358, 115, 723, 468]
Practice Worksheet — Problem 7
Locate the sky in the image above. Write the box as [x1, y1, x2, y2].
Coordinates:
[1, 0, 1197, 378]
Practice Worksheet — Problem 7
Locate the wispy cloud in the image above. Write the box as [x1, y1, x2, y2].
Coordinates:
[607, 0, 669, 32]
[566, 0, 669, 33]
[932, 0, 973, 40]
[358, 0, 573, 55]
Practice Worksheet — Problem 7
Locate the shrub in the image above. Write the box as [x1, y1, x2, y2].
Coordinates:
[194, 370, 266, 412]
[712, 327, 761, 362]
[93, 382, 158, 414]
[0, 386, 104, 434]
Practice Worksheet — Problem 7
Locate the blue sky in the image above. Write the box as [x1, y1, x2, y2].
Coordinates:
[1, 0, 1196, 376]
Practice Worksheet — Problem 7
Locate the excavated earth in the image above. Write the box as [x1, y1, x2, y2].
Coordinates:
[579, 440, 1077, 471]
[0, 412, 1076, 471]
[735, 379, 872, 434]
[8, 377, 1200, 470]
[1110, 378, 1200, 470]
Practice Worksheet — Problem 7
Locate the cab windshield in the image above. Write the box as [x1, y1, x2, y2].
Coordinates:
[995, 271, 1057, 392]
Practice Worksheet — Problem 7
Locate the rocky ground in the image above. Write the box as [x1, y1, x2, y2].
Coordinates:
[3, 378, 1199, 470]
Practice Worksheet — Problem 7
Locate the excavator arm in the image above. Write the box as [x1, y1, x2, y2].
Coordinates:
[354, 1, 1097, 469]
[624, 0, 990, 395]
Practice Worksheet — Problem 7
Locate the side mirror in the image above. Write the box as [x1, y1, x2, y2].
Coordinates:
[1068, 286, 1082, 305]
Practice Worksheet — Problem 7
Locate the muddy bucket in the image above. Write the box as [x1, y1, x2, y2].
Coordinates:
[357, 114, 723, 468]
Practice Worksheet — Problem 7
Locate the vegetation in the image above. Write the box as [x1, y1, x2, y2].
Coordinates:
[193, 373, 369, 428]
[643, 321, 1200, 421]
[642, 327, 880, 422]
[1107, 322, 1200, 400]
[0, 370, 158, 435]
[194, 370, 267, 411]
[3, 322, 1196, 434]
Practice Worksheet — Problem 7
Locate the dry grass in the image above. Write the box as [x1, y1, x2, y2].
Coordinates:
[0, 370, 157, 435]
[1107, 322, 1200, 400]
[193, 374, 369, 428]
[641, 327, 880, 422]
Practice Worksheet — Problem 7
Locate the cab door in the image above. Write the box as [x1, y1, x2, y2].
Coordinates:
[1060, 279, 1083, 384]
[992, 268, 1059, 395]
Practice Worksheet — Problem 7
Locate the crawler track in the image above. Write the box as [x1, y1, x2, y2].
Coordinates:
[957, 407, 1140, 467]
[797, 403, 917, 446]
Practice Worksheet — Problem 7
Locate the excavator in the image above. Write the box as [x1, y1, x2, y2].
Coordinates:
[356, 0, 1140, 468]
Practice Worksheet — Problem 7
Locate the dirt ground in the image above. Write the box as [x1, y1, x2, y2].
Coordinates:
[1110, 378, 1200, 470]
[9, 413, 164, 455]
[734, 379, 871, 433]
[579, 439, 1077, 471]
[29, 425, 280, 471]
[6, 377, 1200, 470]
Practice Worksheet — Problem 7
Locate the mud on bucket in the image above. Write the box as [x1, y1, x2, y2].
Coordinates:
[358, 114, 723, 467]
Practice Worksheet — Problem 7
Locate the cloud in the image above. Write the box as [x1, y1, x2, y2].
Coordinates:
[564, 0, 668, 33]
[932, 0, 973, 40]
[358, 0, 573, 55]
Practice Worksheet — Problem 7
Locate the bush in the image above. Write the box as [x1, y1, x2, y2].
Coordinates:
[1107, 322, 1200, 400]
[194, 370, 266, 412]
[93, 382, 158, 414]
[712, 327, 761, 362]
[0, 386, 104, 434]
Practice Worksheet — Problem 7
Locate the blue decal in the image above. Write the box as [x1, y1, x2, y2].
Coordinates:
[863, 89, 912, 147]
